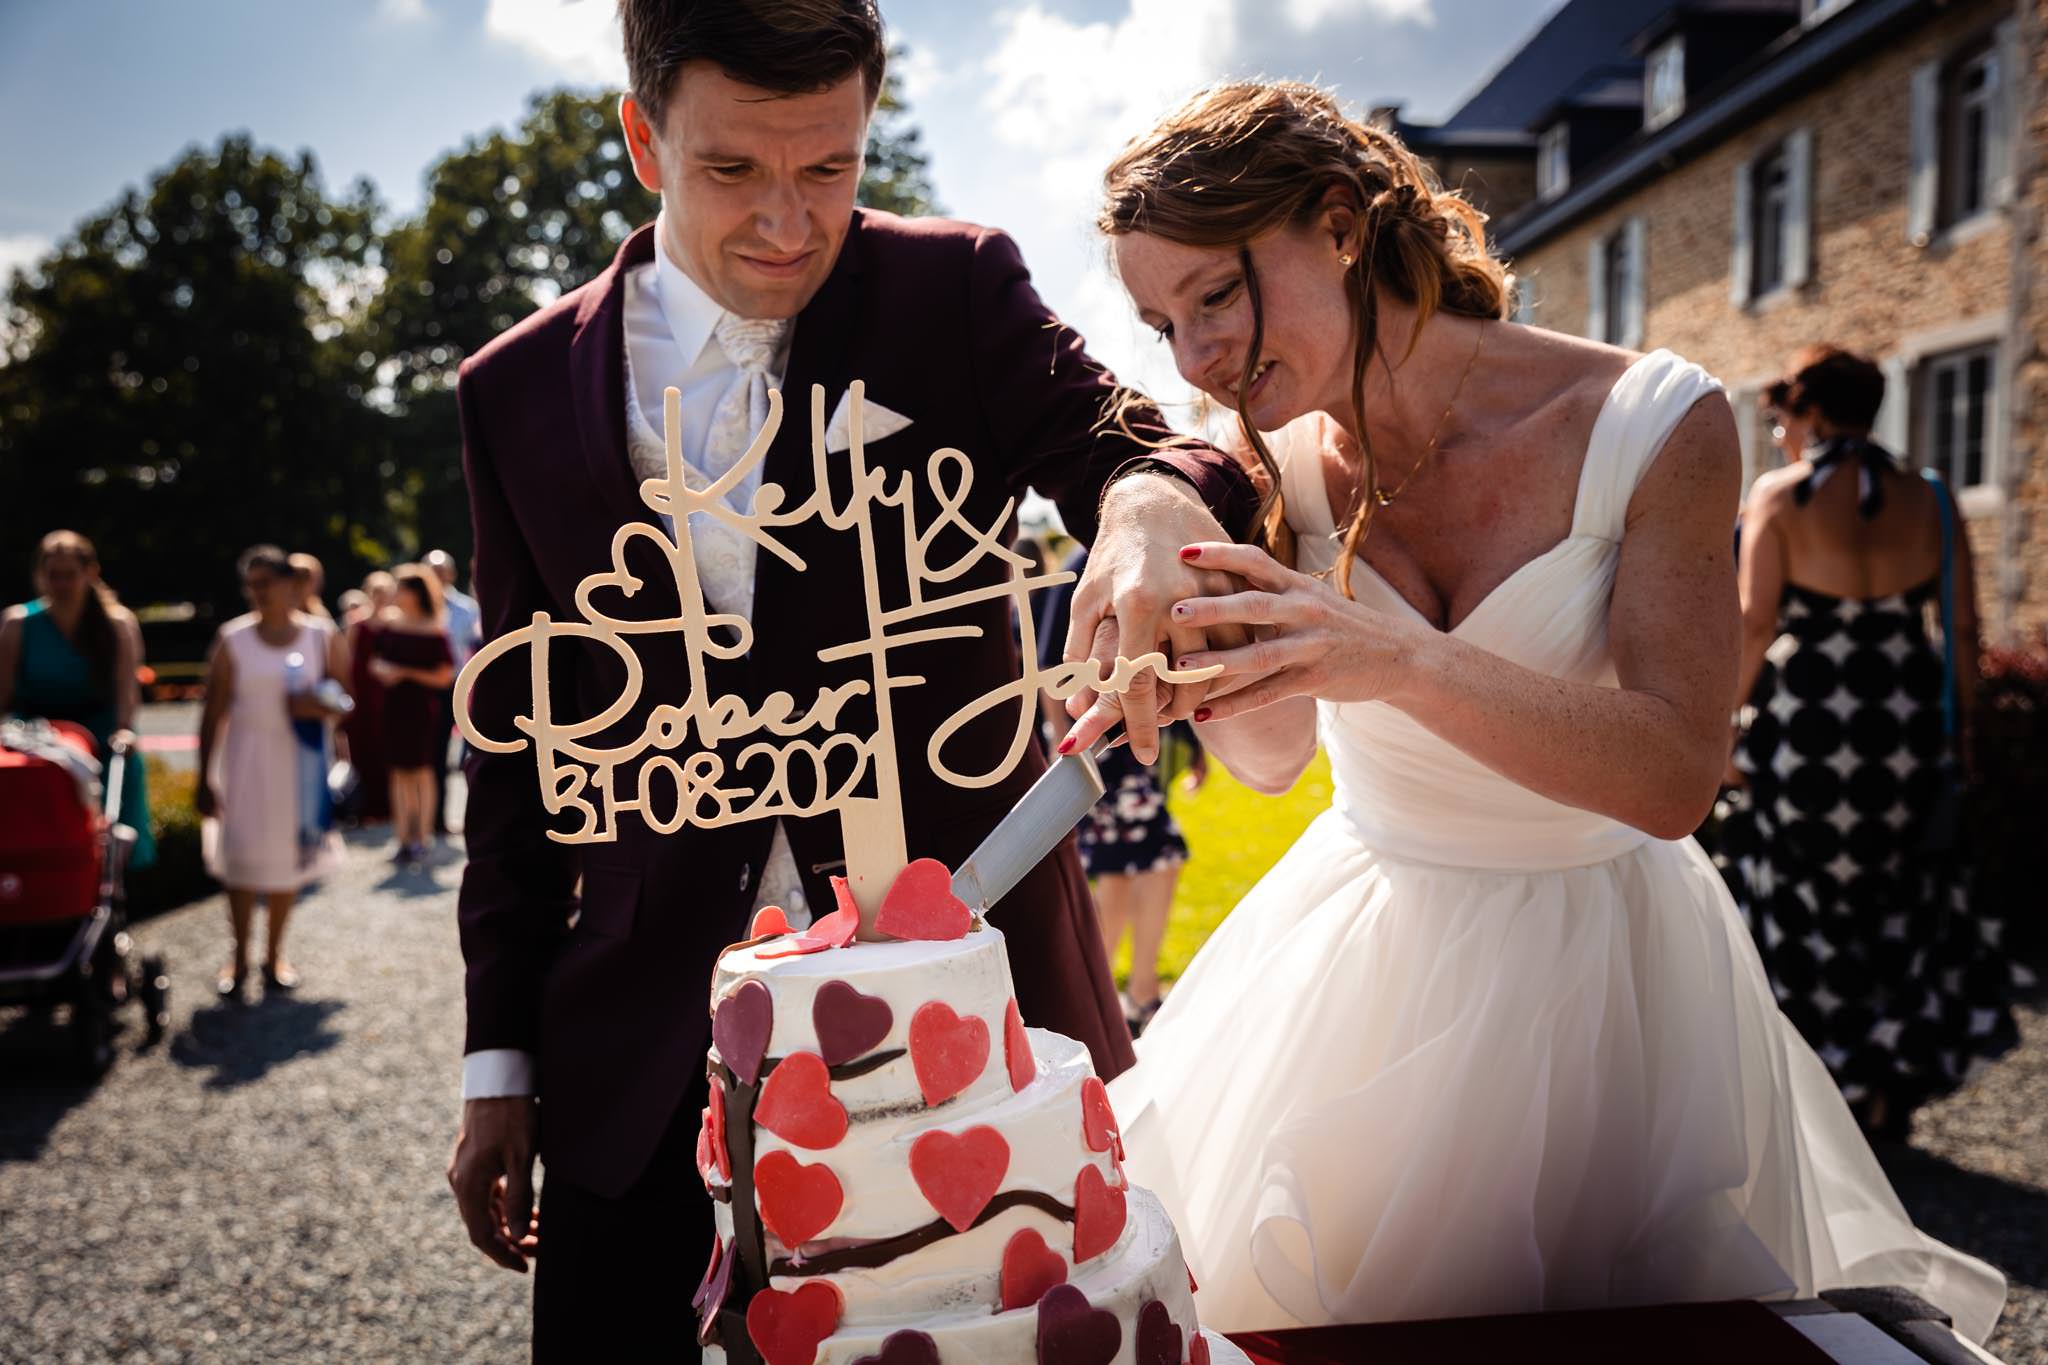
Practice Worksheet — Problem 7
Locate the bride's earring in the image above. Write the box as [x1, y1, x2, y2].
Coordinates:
[1338, 253, 1354, 267]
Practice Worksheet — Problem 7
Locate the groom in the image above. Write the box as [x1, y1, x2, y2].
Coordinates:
[446, 0, 1253, 1357]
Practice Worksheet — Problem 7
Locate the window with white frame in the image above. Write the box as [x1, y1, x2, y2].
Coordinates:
[1752, 146, 1791, 296]
[1731, 129, 1812, 303]
[1910, 26, 2014, 242]
[1918, 344, 1998, 491]
[1645, 37, 1686, 130]
[1586, 218, 1645, 348]
[1943, 43, 1999, 226]
[1538, 123, 1570, 200]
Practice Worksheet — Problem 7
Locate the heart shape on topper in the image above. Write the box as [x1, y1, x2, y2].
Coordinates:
[813, 979, 894, 1067]
[1072, 1163, 1127, 1263]
[1000, 1227, 1068, 1311]
[753, 1150, 843, 1247]
[754, 1052, 848, 1149]
[746, 1280, 843, 1365]
[712, 980, 772, 1087]
[750, 904, 793, 938]
[875, 857, 970, 941]
[909, 1124, 1010, 1232]
[850, 1329, 940, 1365]
[758, 878, 861, 959]
[1034, 1283, 1121, 1365]
[1080, 1077, 1121, 1158]
[1004, 998, 1035, 1092]
[1135, 1300, 1182, 1365]
[909, 1001, 989, 1107]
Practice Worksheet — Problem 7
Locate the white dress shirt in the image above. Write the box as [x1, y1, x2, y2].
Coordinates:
[461, 217, 811, 1102]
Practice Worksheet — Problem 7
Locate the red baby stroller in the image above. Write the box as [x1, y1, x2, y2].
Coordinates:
[0, 719, 169, 1077]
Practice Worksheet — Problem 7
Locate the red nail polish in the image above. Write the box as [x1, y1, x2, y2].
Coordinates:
[1056, 737, 1075, 755]
[1193, 708, 1212, 723]
[1179, 545, 1201, 560]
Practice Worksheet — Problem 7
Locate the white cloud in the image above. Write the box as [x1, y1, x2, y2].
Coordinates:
[483, 0, 626, 86]
[375, 0, 431, 26]
[1284, 0, 1433, 29]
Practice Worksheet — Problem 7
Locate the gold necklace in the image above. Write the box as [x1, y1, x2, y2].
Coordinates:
[1370, 320, 1487, 508]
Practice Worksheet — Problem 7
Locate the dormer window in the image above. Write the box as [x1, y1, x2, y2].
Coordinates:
[1538, 123, 1570, 200]
[1645, 36, 1685, 130]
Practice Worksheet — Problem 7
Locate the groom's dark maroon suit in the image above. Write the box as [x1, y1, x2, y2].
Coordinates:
[457, 211, 1251, 1354]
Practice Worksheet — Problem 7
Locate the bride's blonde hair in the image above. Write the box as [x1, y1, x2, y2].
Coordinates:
[1099, 80, 1510, 595]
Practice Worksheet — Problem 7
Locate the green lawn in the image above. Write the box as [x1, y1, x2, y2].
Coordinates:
[1108, 750, 1333, 987]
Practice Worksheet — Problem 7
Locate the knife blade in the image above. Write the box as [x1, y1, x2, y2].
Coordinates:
[951, 727, 1124, 915]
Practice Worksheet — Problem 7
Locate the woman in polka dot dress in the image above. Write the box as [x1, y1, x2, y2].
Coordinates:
[1718, 346, 2026, 1139]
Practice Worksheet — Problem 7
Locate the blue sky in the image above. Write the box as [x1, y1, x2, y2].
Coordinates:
[0, 0, 1560, 395]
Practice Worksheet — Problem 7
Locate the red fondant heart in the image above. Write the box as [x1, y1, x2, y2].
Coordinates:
[746, 1280, 843, 1365]
[909, 1000, 989, 1107]
[708, 1075, 730, 1181]
[1136, 1300, 1181, 1365]
[909, 1124, 1010, 1232]
[1080, 1076, 1122, 1158]
[1072, 1163, 1127, 1263]
[1004, 998, 1035, 1092]
[695, 1111, 716, 1190]
[713, 979, 773, 1087]
[755, 1052, 849, 1150]
[751, 904, 793, 938]
[1190, 1331, 1212, 1365]
[1035, 1282, 1121, 1365]
[851, 1330, 940, 1365]
[1187, 1263, 1198, 1295]
[875, 857, 970, 941]
[753, 1150, 843, 1248]
[1001, 1226, 1068, 1311]
[761, 879, 862, 958]
[813, 979, 894, 1067]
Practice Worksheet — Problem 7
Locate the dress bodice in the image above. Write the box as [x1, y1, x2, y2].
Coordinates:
[1274, 350, 1723, 871]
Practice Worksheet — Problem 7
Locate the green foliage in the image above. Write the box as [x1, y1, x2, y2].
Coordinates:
[126, 756, 213, 918]
[0, 137, 392, 624]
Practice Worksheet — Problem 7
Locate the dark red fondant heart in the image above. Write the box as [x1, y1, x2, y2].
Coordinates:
[694, 1233, 734, 1345]
[747, 1280, 842, 1365]
[1035, 1282, 1120, 1365]
[1072, 1163, 1127, 1263]
[1001, 1226, 1068, 1311]
[1190, 1330, 1212, 1365]
[909, 1124, 1010, 1232]
[850, 1329, 940, 1365]
[1136, 1299, 1181, 1365]
[1004, 997, 1034, 1092]
[1080, 1076, 1121, 1158]
[813, 979, 894, 1067]
[755, 1051, 848, 1149]
[753, 1150, 843, 1247]
[751, 904, 793, 938]
[875, 856, 970, 941]
[691, 1232, 723, 1313]
[713, 980, 773, 1087]
[909, 1000, 989, 1106]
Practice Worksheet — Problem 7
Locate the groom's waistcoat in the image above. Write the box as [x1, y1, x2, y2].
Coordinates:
[455, 212, 1252, 1195]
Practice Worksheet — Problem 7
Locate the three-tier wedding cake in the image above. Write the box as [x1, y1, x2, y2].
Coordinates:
[694, 865, 1218, 1365]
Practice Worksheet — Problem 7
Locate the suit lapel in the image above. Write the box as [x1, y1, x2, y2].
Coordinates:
[568, 224, 658, 533]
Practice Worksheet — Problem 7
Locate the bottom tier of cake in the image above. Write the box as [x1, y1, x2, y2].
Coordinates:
[709, 1187, 1201, 1365]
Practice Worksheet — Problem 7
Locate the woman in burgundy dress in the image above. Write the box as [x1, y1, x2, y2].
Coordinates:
[343, 571, 397, 824]
[370, 565, 454, 866]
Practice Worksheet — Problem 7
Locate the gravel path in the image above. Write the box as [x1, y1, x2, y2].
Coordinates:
[1, 836, 2042, 1362]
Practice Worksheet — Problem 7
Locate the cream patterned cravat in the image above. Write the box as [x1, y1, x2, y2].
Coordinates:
[704, 313, 791, 525]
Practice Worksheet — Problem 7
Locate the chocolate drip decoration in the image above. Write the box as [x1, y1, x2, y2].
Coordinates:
[746, 1047, 907, 1085]
[769, 1189, 1076, 1277]
[716, 1058, 772, 1303]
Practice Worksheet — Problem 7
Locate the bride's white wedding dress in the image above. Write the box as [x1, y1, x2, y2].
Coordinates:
[1108, 350, 2006, 1341]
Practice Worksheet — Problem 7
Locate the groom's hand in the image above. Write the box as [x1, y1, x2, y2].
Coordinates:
[449, 1096, 540, 1272]
[1061, 473, 1245, 763]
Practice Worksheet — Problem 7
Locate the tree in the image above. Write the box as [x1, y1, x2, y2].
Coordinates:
[861, 52, 941, 218]
[0, 136, 391, 621]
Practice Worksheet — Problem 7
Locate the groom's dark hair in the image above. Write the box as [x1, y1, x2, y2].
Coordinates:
[619, 0, 888, 126]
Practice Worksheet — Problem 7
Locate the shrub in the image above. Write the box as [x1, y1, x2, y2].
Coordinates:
[126, 757, 215, 918]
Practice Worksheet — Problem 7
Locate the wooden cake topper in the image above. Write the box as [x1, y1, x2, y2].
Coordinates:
[453, 381, 1219, 920]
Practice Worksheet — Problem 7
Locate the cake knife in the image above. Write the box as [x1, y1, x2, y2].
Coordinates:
[950, 725, 1125, 916]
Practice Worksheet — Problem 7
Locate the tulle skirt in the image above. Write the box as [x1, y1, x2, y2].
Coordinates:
[1109, 809, 2006, 1341]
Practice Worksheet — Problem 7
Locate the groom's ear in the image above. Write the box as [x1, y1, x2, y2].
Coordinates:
[619, 93, 666, 194]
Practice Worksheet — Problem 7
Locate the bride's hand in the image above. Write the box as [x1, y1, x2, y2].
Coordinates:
[1168, 541, 1420, 718]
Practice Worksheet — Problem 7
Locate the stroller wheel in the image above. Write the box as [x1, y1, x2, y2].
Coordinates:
[139, 954, 170, 1046]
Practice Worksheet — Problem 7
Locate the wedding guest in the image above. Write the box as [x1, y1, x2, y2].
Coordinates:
[290, 552, 334, 620]
[344, 571, 397, 824]
[1039, 544, 1197, 1034]
[1716, 344, 2022, 1138]
[197, 544, 350, 998]
[423, 549, 478, 837]
[0, 530, 156, 868]
[370, 564, 454, 866]
[338, 589, 371, 630]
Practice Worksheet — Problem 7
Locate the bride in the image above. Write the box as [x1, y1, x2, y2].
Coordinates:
[1074, 81, 2006, 1341]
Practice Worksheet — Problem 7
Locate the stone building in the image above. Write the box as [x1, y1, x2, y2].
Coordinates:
[1395, 0, 2047, 643]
